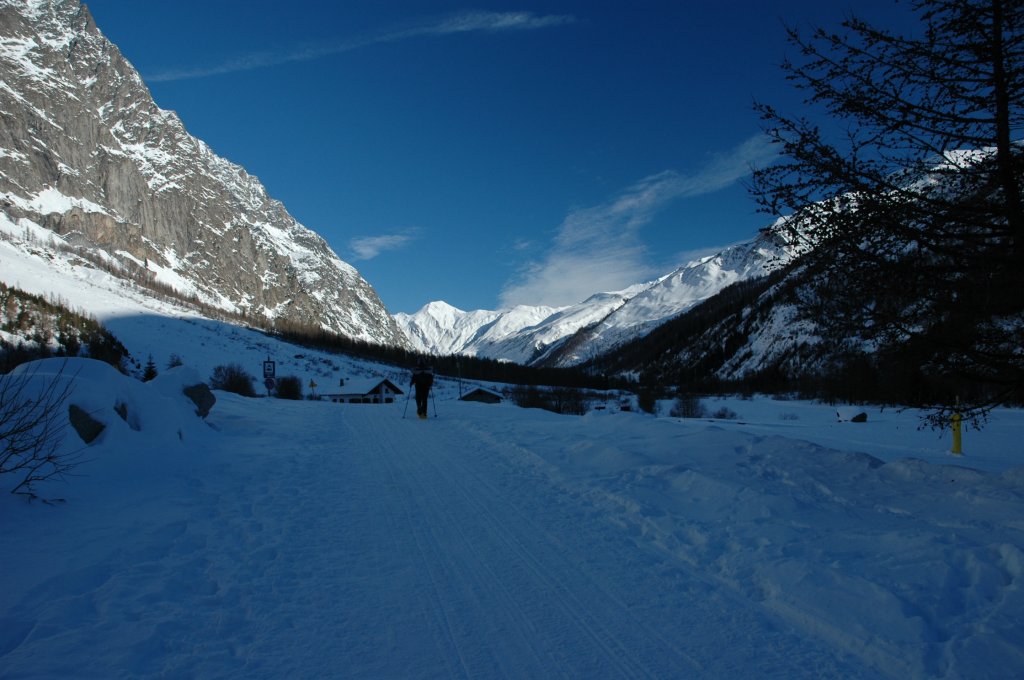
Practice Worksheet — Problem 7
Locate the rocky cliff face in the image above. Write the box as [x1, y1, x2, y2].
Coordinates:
[0, 0, 408, 346]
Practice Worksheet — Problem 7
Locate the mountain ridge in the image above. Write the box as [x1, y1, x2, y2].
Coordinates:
[395, 228, 797, 366]
[0, 0, 407, 347]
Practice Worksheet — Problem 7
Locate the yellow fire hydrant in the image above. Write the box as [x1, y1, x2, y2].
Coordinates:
[951, 412, 963, 455]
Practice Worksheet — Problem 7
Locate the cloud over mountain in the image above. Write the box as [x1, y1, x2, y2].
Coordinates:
[500, 134, 776, 308]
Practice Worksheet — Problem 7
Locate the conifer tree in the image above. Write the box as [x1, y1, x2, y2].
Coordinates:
[752, 0, 1024, 423]
[142, 354, 158, 382]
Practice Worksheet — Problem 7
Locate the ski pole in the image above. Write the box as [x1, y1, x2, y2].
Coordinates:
[402, 389, 411, 419]
[431, 391, 438, 418]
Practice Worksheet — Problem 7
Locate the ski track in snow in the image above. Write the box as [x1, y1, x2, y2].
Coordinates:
[2, 387, 1022, 678]
[1, 397, 864, 679]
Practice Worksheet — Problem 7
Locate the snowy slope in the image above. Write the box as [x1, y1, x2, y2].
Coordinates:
[2, 357, 1023, 678]
[560, 231, 795, 364]
[0, 213, 408, 389]
[396, 229, 796, 366]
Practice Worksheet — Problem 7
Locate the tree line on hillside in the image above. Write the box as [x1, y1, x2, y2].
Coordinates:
[590, 263, 1022, 418]
[269, 319, 612, 391]
[0, 283, 128, 373]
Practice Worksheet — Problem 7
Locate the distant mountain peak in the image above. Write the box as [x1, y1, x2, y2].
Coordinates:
[395, 229, 797, 366]
[420, 300, 466, 315]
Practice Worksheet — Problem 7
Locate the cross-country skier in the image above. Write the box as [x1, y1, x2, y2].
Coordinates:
[410, 362, 434, 419]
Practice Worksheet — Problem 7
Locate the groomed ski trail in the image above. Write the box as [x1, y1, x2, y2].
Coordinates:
[319, 401, 865, 678]
[1, 396, 874, 679]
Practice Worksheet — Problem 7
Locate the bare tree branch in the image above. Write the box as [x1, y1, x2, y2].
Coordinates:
[0, 360, 86, 502]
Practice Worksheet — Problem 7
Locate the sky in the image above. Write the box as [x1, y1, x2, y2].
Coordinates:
[85, 1, 917, 315]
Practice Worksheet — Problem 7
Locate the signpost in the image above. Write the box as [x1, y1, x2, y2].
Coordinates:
[263, 358, 276, 396]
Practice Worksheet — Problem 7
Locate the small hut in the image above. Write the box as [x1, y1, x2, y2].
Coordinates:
[460, 387, 502, 404]
[324, 379, 403, 404]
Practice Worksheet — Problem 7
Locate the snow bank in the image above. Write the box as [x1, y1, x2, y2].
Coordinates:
[1, 358, 216, 496]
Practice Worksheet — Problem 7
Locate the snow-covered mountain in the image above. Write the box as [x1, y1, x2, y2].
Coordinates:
[396, 228, 797, 366]
[0, 0, 407, 347]
[395, 296, 631, 365]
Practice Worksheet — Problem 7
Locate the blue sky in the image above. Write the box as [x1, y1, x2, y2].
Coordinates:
[86, 1, 915, 314]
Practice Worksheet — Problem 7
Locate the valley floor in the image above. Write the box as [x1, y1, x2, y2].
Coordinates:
[2, 387, 1023, 679]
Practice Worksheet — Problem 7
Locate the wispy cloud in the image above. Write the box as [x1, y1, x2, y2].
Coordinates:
[499, 134, 775, 308]
[424, 11, 575, 34]
[349, 230, 418, 261]
[498, 172, 676, 308]
[146, 11, 575, 82]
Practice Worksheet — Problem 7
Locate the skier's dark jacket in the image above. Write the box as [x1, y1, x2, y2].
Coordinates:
[411, 369, 433, 394]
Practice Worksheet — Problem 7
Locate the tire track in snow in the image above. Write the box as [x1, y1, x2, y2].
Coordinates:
[362, 419, 476, 678]
[380, 436, 623, 679]
[412, 427, 707, 678]
[356, 415, 551, 678]
[406, 431, 686, 679]
[445, 411, 871, 679]
[346, 407, 704, 678]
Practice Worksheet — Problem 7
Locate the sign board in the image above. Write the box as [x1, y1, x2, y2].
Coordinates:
[263, 360, 276, 378]
[264, 377, 276, 391]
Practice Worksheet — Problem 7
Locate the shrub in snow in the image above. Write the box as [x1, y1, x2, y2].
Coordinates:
[210, 363, 256, 397]
[671, 395, 705, 419]
[275, 375, 303, 400]
[636, 386, 658, 414]
[506, 385, 589, 415]
[552, 388, 589, 416]
[711, 407, 739, 420]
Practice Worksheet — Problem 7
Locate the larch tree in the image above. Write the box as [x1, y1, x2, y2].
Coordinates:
[752, 0, 1024, 425]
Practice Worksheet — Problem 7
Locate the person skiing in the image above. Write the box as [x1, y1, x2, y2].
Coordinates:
[410, 362, 434, 419]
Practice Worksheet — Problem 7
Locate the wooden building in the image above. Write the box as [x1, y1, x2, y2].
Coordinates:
[459, 387, 502, 404]
[324, 379, 403, 404]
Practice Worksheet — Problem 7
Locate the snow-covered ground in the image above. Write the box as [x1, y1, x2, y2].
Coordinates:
[3, 223, 1024, 678]
[1, 357, 1022, 679]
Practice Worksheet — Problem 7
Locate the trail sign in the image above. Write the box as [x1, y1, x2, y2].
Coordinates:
[263, 360, 276, 379]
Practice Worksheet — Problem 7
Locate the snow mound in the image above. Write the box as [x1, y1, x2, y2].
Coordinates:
[2, 358, 216, 495]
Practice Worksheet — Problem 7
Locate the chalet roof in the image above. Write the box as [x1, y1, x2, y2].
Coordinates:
[460, 387, 502, 403]
[332, 378, 404, 396]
